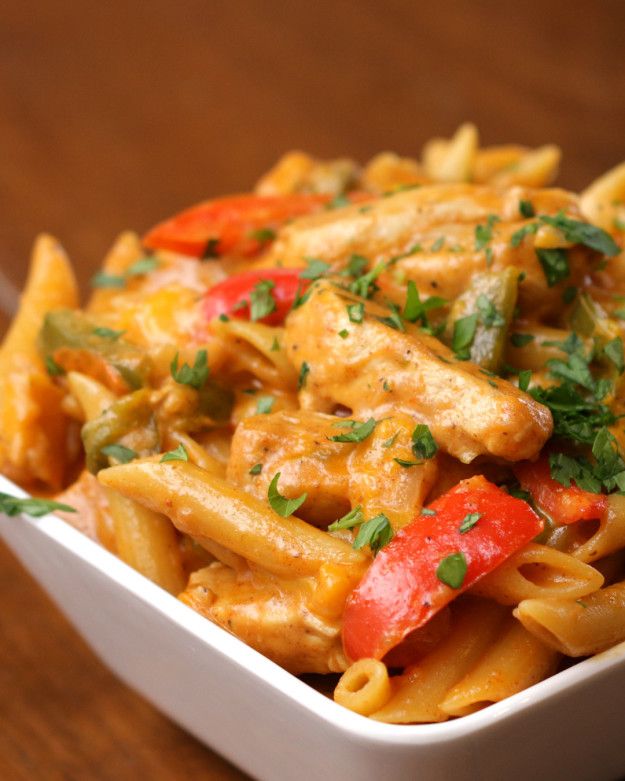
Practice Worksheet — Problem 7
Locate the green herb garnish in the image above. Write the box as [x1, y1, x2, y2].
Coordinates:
[267, 472, 307, 517]
[170, 349, 209, 390]
[101, 444, 137, 464]
[160, 443, 189, 463]
[436, 552, 467, 589]
[329, 418, 377, 443]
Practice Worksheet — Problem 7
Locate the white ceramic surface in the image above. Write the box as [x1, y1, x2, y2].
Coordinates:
[1, 472, 625, 781]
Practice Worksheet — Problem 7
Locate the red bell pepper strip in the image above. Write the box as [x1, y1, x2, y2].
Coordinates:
[203, 269, 310, 326]
[514, 457, 607, 526]
[342, 475, 543, 661]
[143, 193, 345, 258]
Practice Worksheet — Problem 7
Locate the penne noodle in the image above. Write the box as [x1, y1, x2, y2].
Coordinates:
[471, 543, 604, 604]
[98, 461, 368, 579]
[422, 123, 478, 183]
[440, 617, 559, 717]
[580, 161, 625, 231]
[106, 489, 186, 595]
[570, 495, 625, 564]
[211, 319, 298, 390]
[370, 599, 507, 723]
[515, 580, 625, 656]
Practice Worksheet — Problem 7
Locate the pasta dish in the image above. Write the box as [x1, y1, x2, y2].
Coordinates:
[3, 123, 625, 722]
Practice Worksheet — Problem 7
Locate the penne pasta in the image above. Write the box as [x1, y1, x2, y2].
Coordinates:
[471, 543, 604, 604]
[440, 617, 559, 716]
[98, 461, 367, 579]
[515, 580, 625, 657]
[369, 599, 507, 723]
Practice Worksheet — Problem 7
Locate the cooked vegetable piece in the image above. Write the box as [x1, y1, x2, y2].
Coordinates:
[39, 309, 151, 390]
[515, 457, 607, 525]
[143, 193, 334, 257]
[284, 282, 552, 463]
[81, 389, 155, 473]
[446, 268, 519, 372]
[342, 475, 543, 660]
[203, 269, 310, 325]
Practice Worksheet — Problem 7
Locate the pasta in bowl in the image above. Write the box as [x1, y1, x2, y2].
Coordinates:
[3, 123, 625, 731]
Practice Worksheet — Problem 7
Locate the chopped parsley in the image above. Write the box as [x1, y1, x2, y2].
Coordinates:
[101, 444, 137, 464]
[475, 214, 500, 252]
[518, 369, 532, 392]
[291, 282, 313, 310]
[270, 337, 280, 351]
[451, 313, 478, 359]
[90, 271, 126, 289]
[353, 514, 393, 554]
[343, 254, 369, 278]
[45, 355, 65, 376]
[170, 349, 209, 390]
[412, 424, 438, 459]
[326, 193, 351, 210]
[328, 506, 393, 554]
[436, 552, 467, 589]
[431, 236, 445, 252]
[93, 326, 125, 340]
[538, 213, 619, 257]
[328, 505, 365, 531]
[420, 507, 436, 516]
[510, 222, 540, 248]
[519, 200, 535, 218]
[394, 458, 423, 468]
[347, 302, 365, 323]
[382, 432, 399, 448]
[300, 258, 331, 280]
[256, 395, 275, 414]
[126, 257, 159, 277]
[329, 418, 378, 443]
[536, 248, 570, 287]
[338, 329, 349, 339]
[476, 294, 505, 328]
[249, 279, 277, 321]
[349, 261, 386, 299]
[267, 472, 307, 517]
[160, 443, 189, 463]
[249, 463, 263, 476]
[248, 227, 277, 243]
[0, 493, 76, 517]
[549, 428, 625, 494]
[377, 306, 405, 332]
[297, 361, 310, 390]
[402, 280, 446, 328]
[510, 333, 535, 348]
[459, 512, 482, 534]
[510, 212, 618, 258]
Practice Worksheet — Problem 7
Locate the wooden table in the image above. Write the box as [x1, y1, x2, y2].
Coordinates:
[1, 1, 624, 778]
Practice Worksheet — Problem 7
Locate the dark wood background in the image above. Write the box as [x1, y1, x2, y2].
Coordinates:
[1, 1, 624, 778]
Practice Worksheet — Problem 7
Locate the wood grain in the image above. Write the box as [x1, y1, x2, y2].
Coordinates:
[0, 1, 624, 778]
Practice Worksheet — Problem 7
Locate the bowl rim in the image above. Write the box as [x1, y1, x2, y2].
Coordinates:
[2, 471, 624, 747]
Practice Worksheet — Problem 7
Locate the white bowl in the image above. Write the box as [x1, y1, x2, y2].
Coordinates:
[1, 471, 624, 781]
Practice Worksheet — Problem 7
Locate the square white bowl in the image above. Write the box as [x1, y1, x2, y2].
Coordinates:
[1, 471, 624, 781]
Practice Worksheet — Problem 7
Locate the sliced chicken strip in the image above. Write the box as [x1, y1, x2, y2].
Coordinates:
[283, 281, 552, 463]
